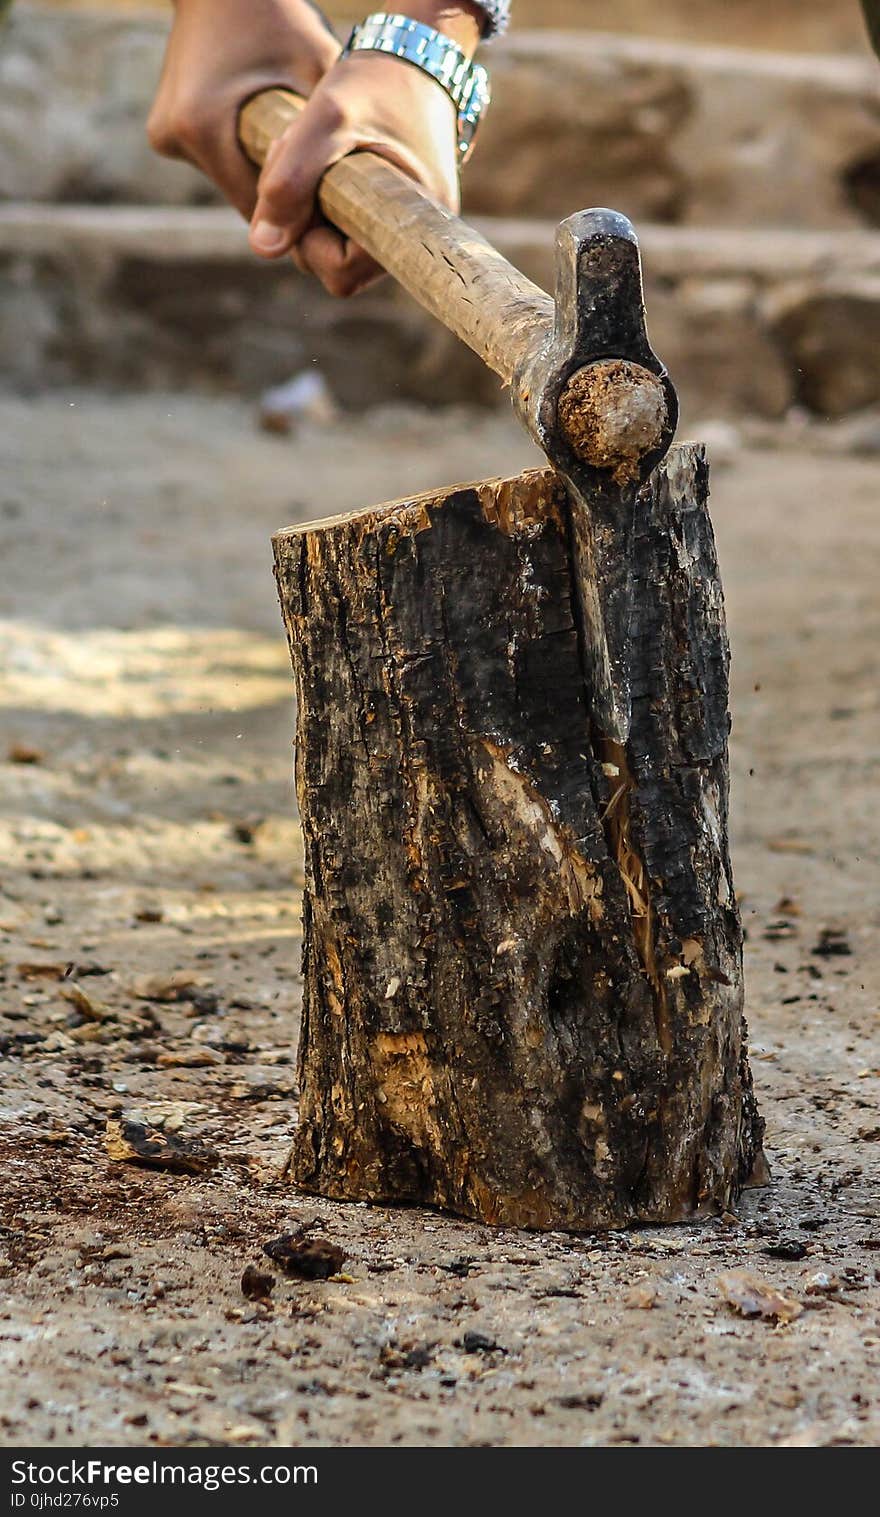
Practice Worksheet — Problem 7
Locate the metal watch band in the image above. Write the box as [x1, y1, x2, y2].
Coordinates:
[341, 13, 491, 163]
[476, 1, 511, 36]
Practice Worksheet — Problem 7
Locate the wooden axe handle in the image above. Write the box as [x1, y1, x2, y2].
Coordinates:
[238, 88, 553, 388]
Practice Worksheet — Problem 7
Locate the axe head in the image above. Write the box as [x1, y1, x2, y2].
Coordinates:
[513, 210, 679, 743]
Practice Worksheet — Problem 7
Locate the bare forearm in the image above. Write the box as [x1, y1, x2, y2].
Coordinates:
[169, 0, 486, 58]
[397, 3, 487, 55]
[863, 1, 880, 57]
[165, 0, 341, 84]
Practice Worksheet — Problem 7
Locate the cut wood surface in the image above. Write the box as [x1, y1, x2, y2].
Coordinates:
[273, 444, 765, 1230]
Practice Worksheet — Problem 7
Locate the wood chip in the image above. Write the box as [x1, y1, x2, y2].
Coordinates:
[8, 742, 43, 765]
[128, 971, 210, 1003]
[716, 1269, 803, 1324]
[624, 1284, 658, 1310]
[241, 1265, 275, 1301]
[105, 1118, 219, 1175]
[61, 982, 113, 1022]
[263, 1234, 346, 1280]
[156, 1048, 223, 1069]
[17, 962, 69, 981]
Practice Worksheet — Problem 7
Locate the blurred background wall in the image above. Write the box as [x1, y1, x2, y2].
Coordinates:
[3, 0, 880, 427]
[32, 0, 875, 54]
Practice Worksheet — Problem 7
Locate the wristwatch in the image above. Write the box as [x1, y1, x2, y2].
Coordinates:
[341, 13, 491, 164]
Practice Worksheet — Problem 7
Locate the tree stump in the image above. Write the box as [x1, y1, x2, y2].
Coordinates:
[272, 443, 765, 1231]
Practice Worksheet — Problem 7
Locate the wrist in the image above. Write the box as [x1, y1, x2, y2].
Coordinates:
[341, 14, 490, 161]
[373, 3, 485, 57]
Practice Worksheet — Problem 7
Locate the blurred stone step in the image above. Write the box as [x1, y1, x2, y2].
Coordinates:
[475, 34, 880, 229]
[3, 202, 880, 423]
[279, 1, 876, 53]
[494, 0, 869, 53]
[3, 8, 880, 230]
[42, 0, 875, 55]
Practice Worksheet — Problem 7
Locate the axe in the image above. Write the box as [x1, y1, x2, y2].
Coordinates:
[238, 90, 678, 743]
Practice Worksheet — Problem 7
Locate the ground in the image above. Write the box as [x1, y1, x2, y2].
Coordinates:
[0, 393, 878, 1448]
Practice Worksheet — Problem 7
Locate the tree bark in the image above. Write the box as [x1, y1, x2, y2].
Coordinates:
[272, 443, 765, 1231]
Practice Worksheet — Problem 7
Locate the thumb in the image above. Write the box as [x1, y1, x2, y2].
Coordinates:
[248, 103, 348, 260]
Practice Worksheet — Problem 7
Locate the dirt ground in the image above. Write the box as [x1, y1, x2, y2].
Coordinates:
[0, 392, 878, 1448]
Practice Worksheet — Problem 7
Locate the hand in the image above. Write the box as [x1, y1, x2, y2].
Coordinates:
[149, 0, 484, 297]
[148, 0, 341, 219]
[248, 51, 462, 296]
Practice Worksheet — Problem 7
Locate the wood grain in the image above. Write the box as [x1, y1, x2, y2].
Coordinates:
[272, 445, 765, 1230]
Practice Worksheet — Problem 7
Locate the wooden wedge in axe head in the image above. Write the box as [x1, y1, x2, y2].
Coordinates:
[239, 91, 678, 743]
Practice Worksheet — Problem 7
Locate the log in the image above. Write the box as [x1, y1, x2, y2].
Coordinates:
[272, 444, 765, 1231]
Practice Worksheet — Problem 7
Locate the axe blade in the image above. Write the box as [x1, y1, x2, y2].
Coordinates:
[515, 210, 678, 743]
[565, 476, 637, 746]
